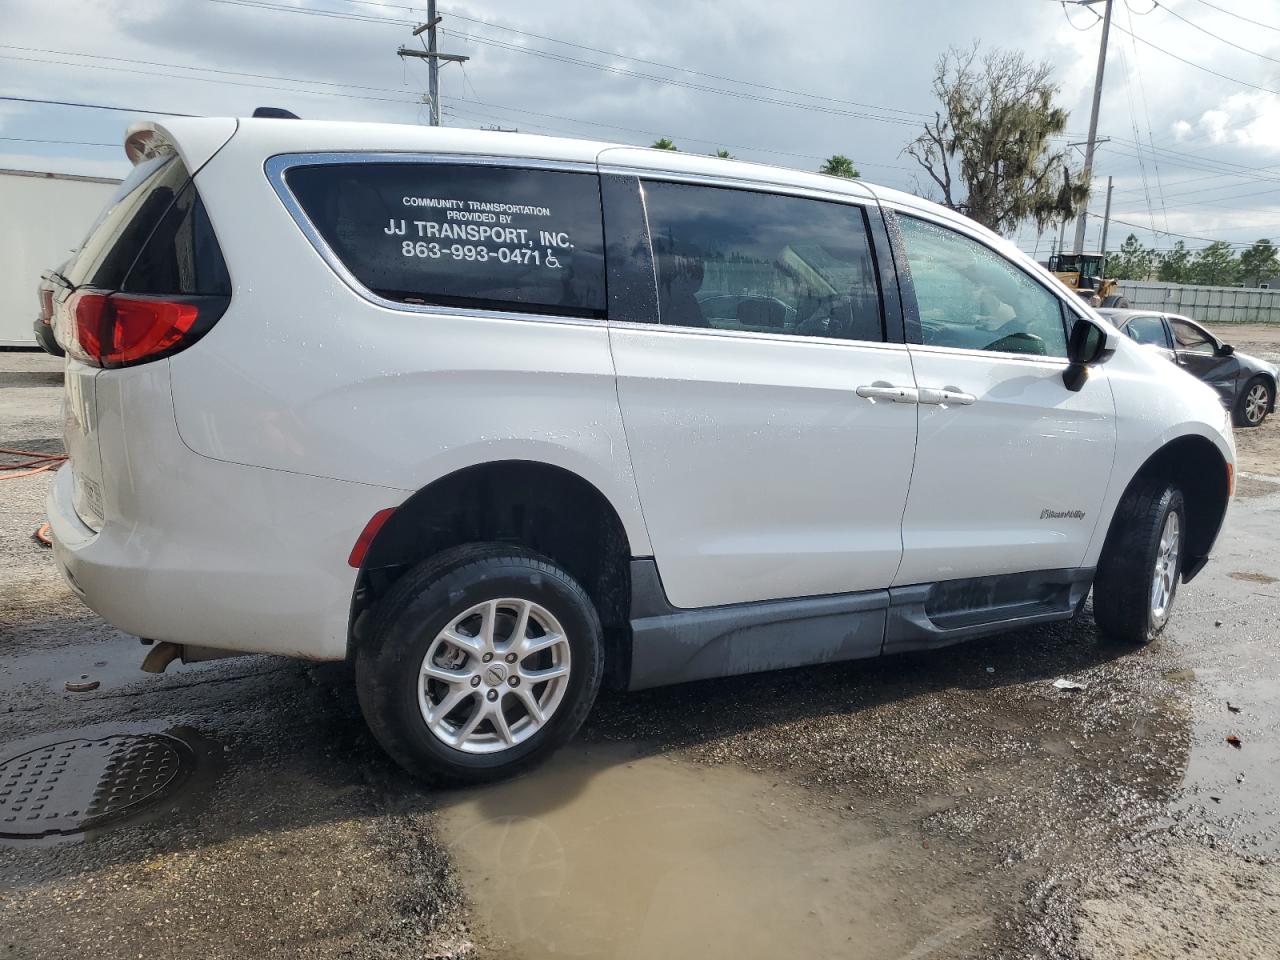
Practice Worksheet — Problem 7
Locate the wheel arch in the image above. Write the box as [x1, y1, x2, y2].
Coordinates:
[349, 459, 635, 686]
[1102, 434, 1230, 584]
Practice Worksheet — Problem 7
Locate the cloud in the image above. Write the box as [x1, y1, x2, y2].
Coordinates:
[3, 0, 1280, 249]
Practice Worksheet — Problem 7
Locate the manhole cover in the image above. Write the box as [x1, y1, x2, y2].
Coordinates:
[0, 734, 193, 838]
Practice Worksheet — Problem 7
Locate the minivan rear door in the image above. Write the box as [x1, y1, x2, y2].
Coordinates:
[53, 153, 188, 530]
[600, 164, 918, 612]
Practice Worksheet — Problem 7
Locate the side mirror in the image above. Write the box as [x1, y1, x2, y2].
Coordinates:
[1069, 319, 1108, 364]
[1063, 320, 1110, 392]
[1218, 343, 1235, 357]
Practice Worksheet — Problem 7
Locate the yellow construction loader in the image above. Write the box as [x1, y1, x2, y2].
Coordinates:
[1047, 253, 1130, 308]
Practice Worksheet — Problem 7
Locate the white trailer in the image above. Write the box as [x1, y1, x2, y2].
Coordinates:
[0, 168, 121, 347]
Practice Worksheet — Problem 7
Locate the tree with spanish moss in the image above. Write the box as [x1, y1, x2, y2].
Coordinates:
[906, 45, 1088, 235]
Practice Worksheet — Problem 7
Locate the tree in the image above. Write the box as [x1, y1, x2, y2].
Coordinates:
[819, 155, 860, 178]
[1188, 241, 1241, 286]
[906, 45, 1088, 234]
[1107, 234, 1154, 281]
[1240, 239, 1279, 283]
[710, 148, 733, 159]
[651, 137, 678, 151]
[1157, 241, 1192, 284]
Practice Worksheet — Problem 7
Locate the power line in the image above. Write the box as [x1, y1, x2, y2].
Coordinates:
[446, 94, 913, 171]
[0, 135, 119, 147]
[0, 52, 423, 106]
[1114, 42, 1159, 238]
[1188, 0, 1280, 32]
[1097, 213, 1271, 245]
[443, 11, 928, 119]
[0, 94, 198, 116]
[194, 0, 926, 127]
[191, 0, 1280, 183]
[202, 0, 414, 27]
[1154, 0, 1280, 65]
[445, 31, 923, 127]
[1108, 15, 1280, 95]
[213, 0, 931, 119]
[0, 42, 422, 97]
[1120, 4, 1170, 233]
[1, 51, 907, 170]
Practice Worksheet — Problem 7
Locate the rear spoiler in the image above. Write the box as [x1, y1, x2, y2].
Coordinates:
[123, 118, 239, 174]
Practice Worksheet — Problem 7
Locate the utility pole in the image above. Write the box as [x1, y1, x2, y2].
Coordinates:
[1098, 176, 1114, 268]
[398, 0, 469, 127]
[1072, 0, 1114, 254]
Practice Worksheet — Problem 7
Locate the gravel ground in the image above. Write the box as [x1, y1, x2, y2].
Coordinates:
[3, 347, 1280, 959]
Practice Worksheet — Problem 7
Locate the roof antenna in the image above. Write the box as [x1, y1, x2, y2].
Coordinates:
[253, 107, 299, 119]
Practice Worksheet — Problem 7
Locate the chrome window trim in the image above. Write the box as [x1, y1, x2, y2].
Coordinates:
[599, 163, 877, 209]
[905, 342, 1070, 367]
[264, 151, 605, 328]
[606, 317, 912, 353]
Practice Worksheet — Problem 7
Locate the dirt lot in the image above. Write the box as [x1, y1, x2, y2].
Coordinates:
[2, 348, 1279, 959]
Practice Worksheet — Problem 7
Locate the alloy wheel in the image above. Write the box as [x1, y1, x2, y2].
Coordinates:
[1245, 383, 1269, 425]
[417, 598, 571, 754]
[1150, 511, 1181, 624]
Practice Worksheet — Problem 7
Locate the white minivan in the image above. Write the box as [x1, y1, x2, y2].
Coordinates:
[48, 118, 1235, 782]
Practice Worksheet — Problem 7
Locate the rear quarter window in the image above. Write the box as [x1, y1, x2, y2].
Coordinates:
[65, 154, 188, 289]
[285, 162, 607, 318]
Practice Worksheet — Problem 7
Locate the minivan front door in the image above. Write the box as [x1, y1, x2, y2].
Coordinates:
[605, 176, 918, 610]
[889, 211, 1116, 586]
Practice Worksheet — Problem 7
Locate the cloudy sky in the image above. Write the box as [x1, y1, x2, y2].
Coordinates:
[4, 0, 1280, 257]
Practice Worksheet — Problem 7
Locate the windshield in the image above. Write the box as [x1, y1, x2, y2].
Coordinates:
[1052, 254, 1105, 279]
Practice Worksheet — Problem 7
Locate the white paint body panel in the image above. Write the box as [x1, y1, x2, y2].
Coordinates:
[610, 328, 918, 608]
[894, 347, 1115, 585]
[46, 118, 1235, 664]
[0, 171, 120, 345]
[47, 359, 389, 659]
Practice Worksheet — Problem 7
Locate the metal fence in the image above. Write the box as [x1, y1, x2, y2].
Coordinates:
[1114, 281, 1280, 325]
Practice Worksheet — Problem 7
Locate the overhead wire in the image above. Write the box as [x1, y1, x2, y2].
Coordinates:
[1154, 0, 1280, 65]
[1187, 0, 1280, 33]
[1122, 1, 1171, 233]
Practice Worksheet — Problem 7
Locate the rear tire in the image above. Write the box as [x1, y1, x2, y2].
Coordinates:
[1099, 295, 1130, 309]
[355, 543, 604, 784]
[1234, 375, 1272, 428]
[1093, 480, 1185, 645]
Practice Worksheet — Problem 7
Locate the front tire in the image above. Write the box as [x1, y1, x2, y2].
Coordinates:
[1093, 481, 1185, 645]
[355, 544, 604, 784]
[1235, 376, 1272, 428]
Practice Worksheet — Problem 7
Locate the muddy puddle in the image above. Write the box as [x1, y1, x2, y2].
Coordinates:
[440, 744, 986, 960]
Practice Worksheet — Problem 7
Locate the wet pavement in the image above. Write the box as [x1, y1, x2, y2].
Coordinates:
[2, 350, 1279, 959]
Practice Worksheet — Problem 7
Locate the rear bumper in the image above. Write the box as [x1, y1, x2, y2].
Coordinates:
[47, 361, 403, 661]
[47, 458, 395, 661]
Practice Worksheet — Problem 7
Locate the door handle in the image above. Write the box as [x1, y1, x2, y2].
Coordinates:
[918, 387, 976, 406]
[855, 384, 919, 403]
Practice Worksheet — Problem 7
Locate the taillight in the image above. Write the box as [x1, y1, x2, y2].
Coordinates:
[57, 291, 200, 368]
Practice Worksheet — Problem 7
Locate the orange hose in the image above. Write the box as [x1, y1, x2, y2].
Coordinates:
[0, 447, 67, 481]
